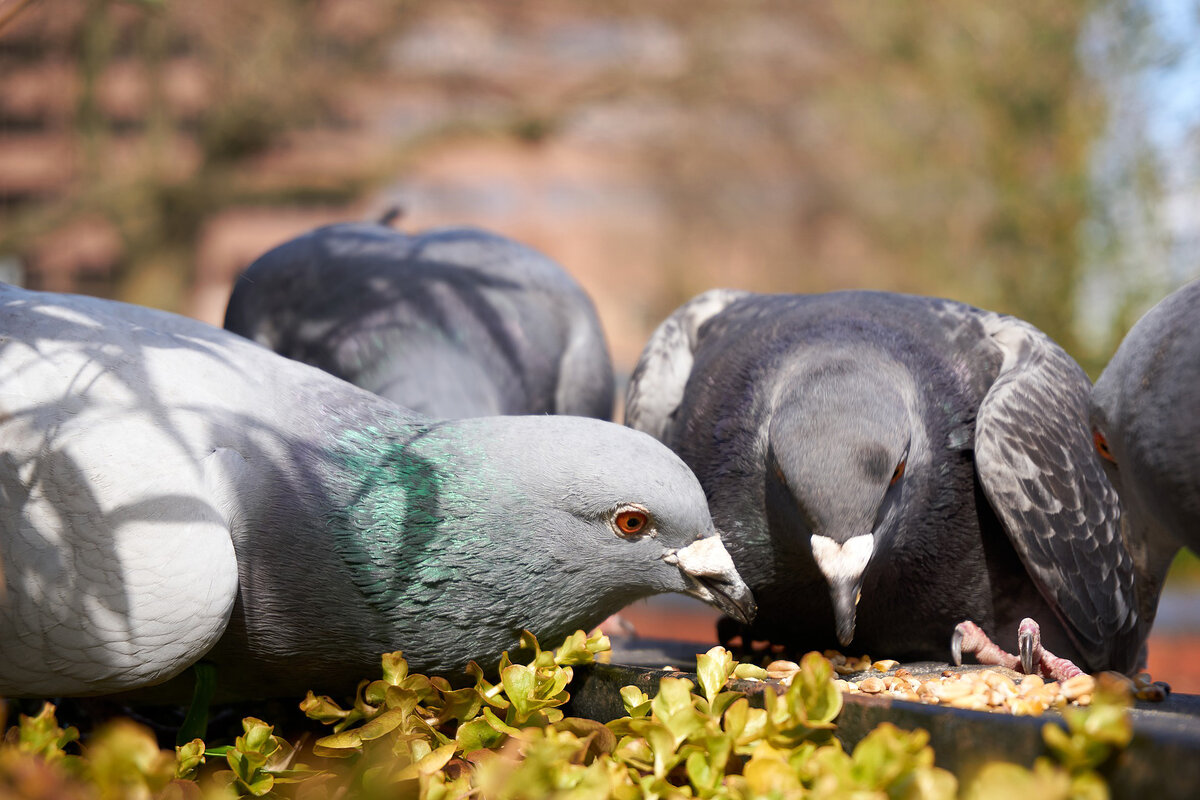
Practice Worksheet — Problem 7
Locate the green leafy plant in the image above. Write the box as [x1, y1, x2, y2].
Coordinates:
[965, 675, 1132, 800]
[0, 633, 1137, 799]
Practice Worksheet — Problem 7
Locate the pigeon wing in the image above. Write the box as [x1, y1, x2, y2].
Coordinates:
[625, 289, 751, 441]
[973, 314, 1139, 670]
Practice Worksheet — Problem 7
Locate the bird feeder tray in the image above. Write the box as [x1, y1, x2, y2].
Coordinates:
[565, 640, 1200, 800]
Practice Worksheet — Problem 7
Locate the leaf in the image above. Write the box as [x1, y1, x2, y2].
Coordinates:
[381, 651, 409, 685]
[686, 750, 718, 795]
[613, 735, 655, 772]
[742, 742, 803, 795]
[646, 723, 680, 779]
[299, 692, 351, 725]
[241, 771, 275, 797]
[790, 651, 842, 725]
[553, 717, 618, 762]
[723, 696, 749, 740]
[553, 630, 612, 666]
[311, 729, 364, 757]
[468, 662, 511, 710]
[433, 685, 485, 726]
[85, 719, 176, 797]
[653, 682, 703, 746]
[352, 708, 409, 742]
[457, 718, 508, 753]
[850, 722, 945, 792]
[382, 685, 422, 717]
[395, 742, 457, 781]
[696, 646, 735, 703]
[710, 690, 744, 721]
[16, 704, 79, 762]
[733, 663, 769, 681]
[174, 738, 206, 780]
[501, 664, 539, 722]
[620, 686, 653, 718]
[554, 630, 590, 664]
[965, 759, 1073, 800]
[482, 707, 523, 737]
[235, 718, 275, 755]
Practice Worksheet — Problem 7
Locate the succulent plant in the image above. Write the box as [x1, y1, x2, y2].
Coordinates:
[0, 632, 1134, 799]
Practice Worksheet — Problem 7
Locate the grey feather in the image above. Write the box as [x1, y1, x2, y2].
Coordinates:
[1092, 278, 1200, 633]
[626, 290, 1144, 672]
[626, 289, 751, 440]
[224, 223, 615, 420]
[0, 284, 752, 701]
[973, 314, 1138, 669]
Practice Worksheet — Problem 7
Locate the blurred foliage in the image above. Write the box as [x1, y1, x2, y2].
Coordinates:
[628, 0, 1108, 360]
[0, 0, 418, 308]
[0, 0, 1169, 369]
[0, 632, 1138, 799]
[1166, 547, 1200, 584]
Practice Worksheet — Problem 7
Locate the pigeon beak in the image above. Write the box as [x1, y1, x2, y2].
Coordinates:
[810, 533, 874, 648]
[830, 577, 863, 647]
[665, 536, 757, 624]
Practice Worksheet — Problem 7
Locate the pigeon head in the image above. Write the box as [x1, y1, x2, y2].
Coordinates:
[496, 419, 748, 623]
[765, 352, 925, 646]
[464, 415, 756, 627]
[1090, 309, 1191, 575]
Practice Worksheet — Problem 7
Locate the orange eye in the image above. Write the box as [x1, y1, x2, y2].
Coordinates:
[1093, 428, 1117, 464]
[615, 509, 649, 536]
[890, 460, 906, 486]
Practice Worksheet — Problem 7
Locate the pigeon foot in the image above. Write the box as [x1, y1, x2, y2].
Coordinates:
[1016, 617, 1084, 681]
[953, 619, 1084, 681]
[951, 620, 1021, 671]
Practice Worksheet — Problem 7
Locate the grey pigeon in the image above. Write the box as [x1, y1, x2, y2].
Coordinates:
[626, 289, 1146, 677]
[0, 284, 753, 702]
[1092, 278, 1200, 619]
[223, 220, 615, 420]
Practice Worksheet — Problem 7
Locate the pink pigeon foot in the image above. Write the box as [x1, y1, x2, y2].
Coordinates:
[953, 618, 1084, 681]
[952, 620, 1021, 671]
[1016, 618, 1083, 681]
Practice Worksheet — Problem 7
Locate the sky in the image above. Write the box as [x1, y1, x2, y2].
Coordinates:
[1145, 0, 1200, 159]
[1075, 0, 1200, 352]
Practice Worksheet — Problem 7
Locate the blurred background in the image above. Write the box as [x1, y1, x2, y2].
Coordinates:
[2, 0, 1199, 685]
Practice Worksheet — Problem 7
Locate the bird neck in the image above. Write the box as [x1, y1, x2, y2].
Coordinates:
[1125, 512, 1182, 632]
[317, 420, 502, 605]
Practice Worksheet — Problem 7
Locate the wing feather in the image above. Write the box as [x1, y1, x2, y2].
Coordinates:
[974, 314, 1139, 670]
[624, 289, 750, 441]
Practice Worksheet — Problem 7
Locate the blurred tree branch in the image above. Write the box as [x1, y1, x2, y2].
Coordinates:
[0, 0, 39, 33]
[0, 0, 1159, 368]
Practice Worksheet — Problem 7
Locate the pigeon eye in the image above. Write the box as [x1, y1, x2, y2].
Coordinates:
[889, 459, 906, 486]
[1093, 428, 1117, 464]
[614, 508, 650, 537]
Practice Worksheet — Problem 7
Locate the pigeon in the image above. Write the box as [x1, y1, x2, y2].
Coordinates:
[1091, 278, 1200, 624]
[223, 218, 615, 420]
[0, 284, 753, 702]
[626, 289, 1146, 678]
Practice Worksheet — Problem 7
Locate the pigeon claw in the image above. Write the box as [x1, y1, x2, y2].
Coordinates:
[952, 618, 1085, 680]
[949, 620, 1021, 672]
[1017, 617, 1040, 676]
[1017, 618, 1085, 681]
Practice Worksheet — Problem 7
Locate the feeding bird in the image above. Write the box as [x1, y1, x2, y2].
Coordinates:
[224, 217, 615, 420]
[0, 284, 753, 703]
[626, 289, 1146, 678]
[1091, 278, 1200, 630]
